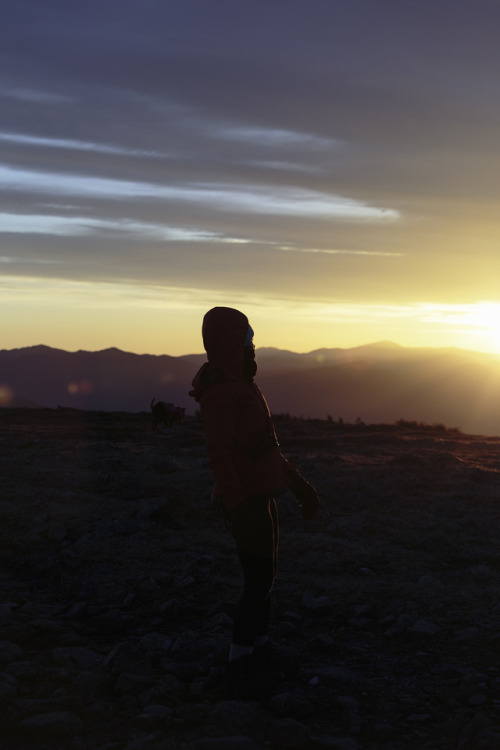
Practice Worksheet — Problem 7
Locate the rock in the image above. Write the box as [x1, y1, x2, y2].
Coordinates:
[0, 640, 24, 663]
[453, 626, 481, 642]
[124, 732, 174, 750]
[52, 646, 102, 669]
[136, 704, 174, 730]
[468, 565, 492, 581]
[114, 672, 155, 695]
[406, 712, 432, 723]
[467, 694, 489, 706]
[384, 613, 414, 636]
[0, 603, 12, 624]
[159, 672, 185, 696]
[418, 575, 445, 590]
[139, 631, 174, 653]
[160, 658, 201, 682]
[328, 740, 359, 750]
[269, 717, 308, 748]
[458, 711, 490, 749]
[301, 593, 333, 615]
[311, 739, 359, 750]
[275, 620, 299, 638]
[70, 669, 108, 699]
[191, 738, 260, 750]
[86, 608, 136, 634]
[0, 671, 18, 700]
[105, 642, 154, 675]
[5, 660, 38, 680]
[359, 567, 376, 577]
[19, 711, 84, 740]
[336, 695, 361, 734]
[207, 701, 267, 737]
[306, 666, 370, 690]
[136, 496, 177, 523]
[267, 689, 315, 720]
[409, 619, 441, 635]
[373, 723, 395, 741]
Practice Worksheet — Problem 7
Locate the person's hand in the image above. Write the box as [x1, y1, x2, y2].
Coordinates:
[288, 469, 320, 520]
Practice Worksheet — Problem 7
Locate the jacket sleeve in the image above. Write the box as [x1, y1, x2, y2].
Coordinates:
[200, 384, 246, 509]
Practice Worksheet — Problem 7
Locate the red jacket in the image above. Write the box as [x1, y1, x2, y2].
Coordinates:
[190, 307, 292, 509]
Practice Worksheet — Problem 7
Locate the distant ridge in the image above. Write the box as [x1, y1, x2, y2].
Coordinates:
[0, 345, 194, 413]
[309, 340, 403, 357]
[1, 343, 500, 435]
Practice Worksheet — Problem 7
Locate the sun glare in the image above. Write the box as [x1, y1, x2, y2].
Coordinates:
[425, 301, 500, 355]
[468, 302, 500, 354]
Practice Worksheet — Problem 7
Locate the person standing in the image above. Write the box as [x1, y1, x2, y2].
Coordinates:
[190, 307, 319, 683]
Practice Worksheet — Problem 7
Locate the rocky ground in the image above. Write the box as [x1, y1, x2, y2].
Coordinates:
[1, 408, 499, 750]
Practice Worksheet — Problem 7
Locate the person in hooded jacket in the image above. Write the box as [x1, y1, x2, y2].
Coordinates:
[190, 306, 319, 679]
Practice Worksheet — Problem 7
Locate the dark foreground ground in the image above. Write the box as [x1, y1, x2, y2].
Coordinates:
[0, 409, 499, 750]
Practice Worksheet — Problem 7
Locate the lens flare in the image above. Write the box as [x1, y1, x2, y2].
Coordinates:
[0, 385, 14, 406]
[67, 380, 94, 396]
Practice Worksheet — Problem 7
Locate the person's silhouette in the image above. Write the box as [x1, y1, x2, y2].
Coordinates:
[190, 307, 319, 687]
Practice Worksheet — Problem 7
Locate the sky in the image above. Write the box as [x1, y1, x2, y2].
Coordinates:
[2, 0, 500, 356]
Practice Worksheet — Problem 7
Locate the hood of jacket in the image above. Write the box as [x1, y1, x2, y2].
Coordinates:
[203, 306, 249, 375]
[190, 307, 251, 401]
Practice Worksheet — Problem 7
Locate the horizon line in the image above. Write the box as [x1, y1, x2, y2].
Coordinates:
[3, 339, 500, 360]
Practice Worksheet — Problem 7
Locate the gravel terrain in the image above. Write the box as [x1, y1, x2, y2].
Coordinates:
[1, 409, 499, 749]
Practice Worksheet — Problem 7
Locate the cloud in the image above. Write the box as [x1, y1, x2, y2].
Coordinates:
[0, 164, 399, 221]
[0, 131, 164, 157]
[280, 246, 403, 257]
[0, 213, 225, 241]
[1, 87, 73, 104]
[211, 125, 337, 150]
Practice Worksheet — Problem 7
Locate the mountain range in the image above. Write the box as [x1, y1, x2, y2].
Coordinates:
[2, 342, 500, 436]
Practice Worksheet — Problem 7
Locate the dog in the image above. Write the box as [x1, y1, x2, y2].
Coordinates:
[150, 398, 185, 431]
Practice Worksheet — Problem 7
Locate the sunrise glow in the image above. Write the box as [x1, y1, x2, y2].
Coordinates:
[2, 272, 500, 358]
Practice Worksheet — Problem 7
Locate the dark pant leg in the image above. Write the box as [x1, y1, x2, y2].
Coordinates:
[230, 496, 279, 646]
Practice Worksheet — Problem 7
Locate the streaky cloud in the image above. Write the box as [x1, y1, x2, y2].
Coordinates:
[0, 131, 165, 158]
[280, 246, 404, 257]
[212, 124, 337, 149]
[0, 86, 73, 104]
[0, 166, 399, 221]
[244, 159, 325, 174]
[0, 212, 269, 243]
